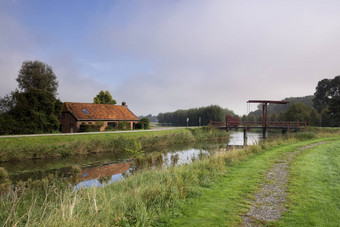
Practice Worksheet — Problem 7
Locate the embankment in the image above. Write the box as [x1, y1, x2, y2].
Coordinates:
[0, 127, 228, 162]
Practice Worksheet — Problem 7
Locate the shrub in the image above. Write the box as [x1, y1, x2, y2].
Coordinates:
[118, 121, 131, 130]
[79, 123, 101, 132]
[135, 118, 150, 129]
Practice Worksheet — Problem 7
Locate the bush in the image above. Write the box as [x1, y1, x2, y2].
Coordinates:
[79, 123, 101, 132]
[135, 118, 150, 130]
[118, 121, 131, 130]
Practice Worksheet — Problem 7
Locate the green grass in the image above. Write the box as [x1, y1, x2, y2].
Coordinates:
[168, 138, 331, 226]
[276, 140, 340, 226]
[0, 127, 229, 162]
[1, 129, 339, 226]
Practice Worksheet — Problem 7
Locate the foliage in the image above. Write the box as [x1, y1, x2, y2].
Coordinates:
[0, 89, 62, 134]
[16, 60, 58, 96]
[313, 76, 340, 112]
[158, 105, 235, 126]
[328, 96, 340, 126]
[0, 60, 62, 135]
[135, 118, 150, 129]
[138, 114, 158, 122]
[249, 96, 314, 116]
[93, 90, 116, 105]
[79, 123, 101, 132]
[117, 121, 130, 130]
[312, 75, 340, 126]
[279, 103, 319, 126]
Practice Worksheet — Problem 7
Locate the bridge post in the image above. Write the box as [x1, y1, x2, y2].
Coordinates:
[262, 127, 268, 139]
[243, 128, 248, 140]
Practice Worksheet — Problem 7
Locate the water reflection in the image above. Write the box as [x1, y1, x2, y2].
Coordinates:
[228, 131, 261, 146]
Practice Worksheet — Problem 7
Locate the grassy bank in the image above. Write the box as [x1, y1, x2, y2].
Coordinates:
[0, 127, 228, 162]
[277, 139, 340, 226]
[1, 129, 339, 226]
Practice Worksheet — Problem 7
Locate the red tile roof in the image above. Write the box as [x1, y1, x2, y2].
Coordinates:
[64, 102, 138, 121]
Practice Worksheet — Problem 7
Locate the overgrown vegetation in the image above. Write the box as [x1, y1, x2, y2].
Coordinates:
[0, 129, 339, 226]
[0, 127, 228, 162]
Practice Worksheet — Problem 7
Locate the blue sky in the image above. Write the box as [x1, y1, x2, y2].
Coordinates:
[1, 0, 340, 116]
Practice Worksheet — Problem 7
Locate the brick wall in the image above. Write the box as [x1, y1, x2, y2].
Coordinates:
[60, 112, 77, 133]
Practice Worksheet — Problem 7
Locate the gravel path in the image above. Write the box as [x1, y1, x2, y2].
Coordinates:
[242, 142, 327, 226]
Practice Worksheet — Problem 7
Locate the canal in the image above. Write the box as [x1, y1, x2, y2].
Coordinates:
[1, 131, 263, 187]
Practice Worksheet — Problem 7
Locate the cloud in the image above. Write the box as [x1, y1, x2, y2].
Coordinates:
[0, 14, 36, 97]
[91, 0, 340, 115]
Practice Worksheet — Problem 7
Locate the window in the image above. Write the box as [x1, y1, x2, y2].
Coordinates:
[108, 122, 116, 128]
[82, 109, 89, 114]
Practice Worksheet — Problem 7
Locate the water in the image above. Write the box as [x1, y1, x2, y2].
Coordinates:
[1, 131, 262, 187]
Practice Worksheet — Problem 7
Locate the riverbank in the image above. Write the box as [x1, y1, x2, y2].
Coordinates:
[1, 129, 339, 226]
[0, 127, 229, 162]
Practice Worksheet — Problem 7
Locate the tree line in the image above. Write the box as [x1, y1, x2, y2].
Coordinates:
[158, 105, 236, 126]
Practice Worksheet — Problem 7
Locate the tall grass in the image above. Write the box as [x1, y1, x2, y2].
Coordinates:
[0, 129, 329, 226]
[0, 127, 229, 162]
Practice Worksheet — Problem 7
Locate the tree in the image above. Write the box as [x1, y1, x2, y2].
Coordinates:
[328, 96, 340, 126]
[313, 76, 340, 112]
[7, 89, 62, 134]
[93, 90, 116, 104]
[0, 60, 62, 135]
[281, 103, 317, 125]
[16, 60, 58, 96]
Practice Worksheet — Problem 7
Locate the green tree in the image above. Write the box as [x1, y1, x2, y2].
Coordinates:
[16, 60, 58, 95]
[93, 90, 116, 104]
[281, 103, 314, 125]
[328, 96, 340, 126]
[0, 60, 62, 135]
[313, 76, 340, 112]
[7, 89, 62, 134]
[320, 108, 330, 127]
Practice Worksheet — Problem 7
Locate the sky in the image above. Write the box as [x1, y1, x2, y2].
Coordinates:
[1, 0, 340, 116]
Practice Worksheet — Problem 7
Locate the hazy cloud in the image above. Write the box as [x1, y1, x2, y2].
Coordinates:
[91, 0, 340, 115]
[2, 0, 340, 116]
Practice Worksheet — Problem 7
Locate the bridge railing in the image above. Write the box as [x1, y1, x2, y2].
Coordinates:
[210, 120, 307, 128]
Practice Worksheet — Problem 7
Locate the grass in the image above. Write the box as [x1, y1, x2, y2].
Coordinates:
[0, 127, 228, 162]
[276, 139, 340, 226]
[168, 138, 330, 226]
[0, 128, 339, 226]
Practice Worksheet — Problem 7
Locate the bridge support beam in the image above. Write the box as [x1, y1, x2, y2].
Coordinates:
[243, 128, 248, 140]
[262, 127, 268, 139]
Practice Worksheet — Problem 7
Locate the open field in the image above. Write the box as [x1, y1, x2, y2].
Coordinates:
[1, 129, 339, 226]
[0, 127, 229, 162]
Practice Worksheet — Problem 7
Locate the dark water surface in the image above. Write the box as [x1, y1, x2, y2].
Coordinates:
[1, 131, 262, 187]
